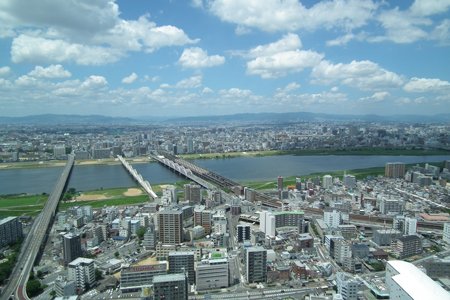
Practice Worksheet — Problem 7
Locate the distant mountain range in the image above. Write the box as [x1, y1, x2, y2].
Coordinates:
[0, 112, 449, 125]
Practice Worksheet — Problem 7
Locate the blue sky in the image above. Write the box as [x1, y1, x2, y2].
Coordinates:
[0, 0, 449, 117]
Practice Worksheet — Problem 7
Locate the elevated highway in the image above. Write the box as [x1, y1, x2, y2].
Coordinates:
[117, 155, 157, 199]
[1, 154, 75, 300]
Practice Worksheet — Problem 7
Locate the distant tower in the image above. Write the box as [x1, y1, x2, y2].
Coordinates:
[295, 178, 302, 190]
[277, 176, 283, 191]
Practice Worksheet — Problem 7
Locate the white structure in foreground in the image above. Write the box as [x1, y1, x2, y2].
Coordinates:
[385, 260, 449, 300]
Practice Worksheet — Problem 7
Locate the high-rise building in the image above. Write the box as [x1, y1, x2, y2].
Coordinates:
[343, 175, 356, 189]
[322, 175, 333, 189]
[259, 211, 276, 237]
[68, 257, 95, 292]
[153, 273, 188, 300]
[295, 178, 302, 191]
[196, 249, 229, 291]
[62, 233, 82, 265]
[336, 272, 359, 300]
[194, 206, 212, 235]
[324, 209, 342, 229]
[184, 184, 201, 204]
[246, 247, 267, 284]
[335, 240, 352, 265]
[385, 162, 406, 178]
[158, 209, 183, 245]
[379, 198, 403, 215]
[277, 176, 283, 191]
[237, 224, 251, 243]
[385, 260, 449, 299]
[168, 252, 195, 285]
[143, 223, 157, 250]
[443, 222, 450, 244]
[0, 217, 23, 247]
[53, 144, 66, 159]
[392, 235, 422, 258]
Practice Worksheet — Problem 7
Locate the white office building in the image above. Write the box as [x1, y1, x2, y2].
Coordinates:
[336, 272, 359, 300]
[324, 209, 342, 229]
[68, 257, 95, 292]
[322, 175, 333, 189]
[385, 260, 449, 299]
[259, 211, 276, 237]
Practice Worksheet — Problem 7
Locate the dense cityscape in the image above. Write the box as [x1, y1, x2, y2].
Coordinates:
[1, 0, 450, 299]
[1, 122, 449, 163]
[0, 120, 449, 300]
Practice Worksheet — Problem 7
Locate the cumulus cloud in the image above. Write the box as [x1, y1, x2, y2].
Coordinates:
[403, 77, 450, 93]
[175, 75, 202, 89]
[11, 35, 123, 65]
[360, 91, 390, 102]
[28, 64, 71, 78]
[207, 0, 377, 32]
[0, 66, 11, 77]
[3, 1, 198, 65]
[246, 34, 323, 78]
[81, 75, 108, 89]
[179, 47, 225, 68]
[103, 16, 198, 53]
[311, 60, 404, 90]
[369, 1, 450, 44]
[122, 72, 138, 84]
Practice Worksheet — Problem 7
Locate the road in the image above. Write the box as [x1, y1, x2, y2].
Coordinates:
[1, 154, 74, 300]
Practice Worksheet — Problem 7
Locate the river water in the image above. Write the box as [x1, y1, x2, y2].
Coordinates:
[0, 155, 448, 195]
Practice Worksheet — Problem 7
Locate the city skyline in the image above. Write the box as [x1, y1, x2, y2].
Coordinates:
[0, 0, 450, 117]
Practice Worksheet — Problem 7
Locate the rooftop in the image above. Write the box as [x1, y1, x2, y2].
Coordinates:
[387, 260, 449, 300]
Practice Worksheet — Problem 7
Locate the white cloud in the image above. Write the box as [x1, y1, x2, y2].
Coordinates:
[248, 50, 323, 79]
[104, 16, 198, 53]
[311, 60, 404, 90]
[0, 66, 11, 77]
[207, 0, 377, 33]
[235, 25, 251, 35]
[360, 91, 390, 102]
[81, 75, 108, 89]
[403, 77, 450, 93]
[3, 1, 198, 65]
[176, 75, 202, 89]
[179, 47, 225, 68]
[371, 8, 430, 44]
[11, 35, 123, 65]
[122, 72, 138, 84]
[246, 34, 323, 78]
[409, 0, 450, 17]
[248, 33, 301, 58]
[0, 0, 119, 36]
[369, 1, 450, 44]
[28, 64, 71, 78]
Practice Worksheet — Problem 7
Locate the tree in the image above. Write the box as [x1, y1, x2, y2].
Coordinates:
[114, 251, 120, 258]
[136, 227, 147, 240]
[95, 268, 103, 281]
[26, 279, 44, 297]
[50, 290, 56, 299]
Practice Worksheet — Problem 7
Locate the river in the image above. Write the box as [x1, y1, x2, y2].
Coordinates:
[0, 155, 448, 195]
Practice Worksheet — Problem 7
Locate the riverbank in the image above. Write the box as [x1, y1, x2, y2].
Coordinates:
[1, 148, 448, 170]
[1, 162, 442, 217]
[0, 157, 151, 170]
[180, 148, 450, 160]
